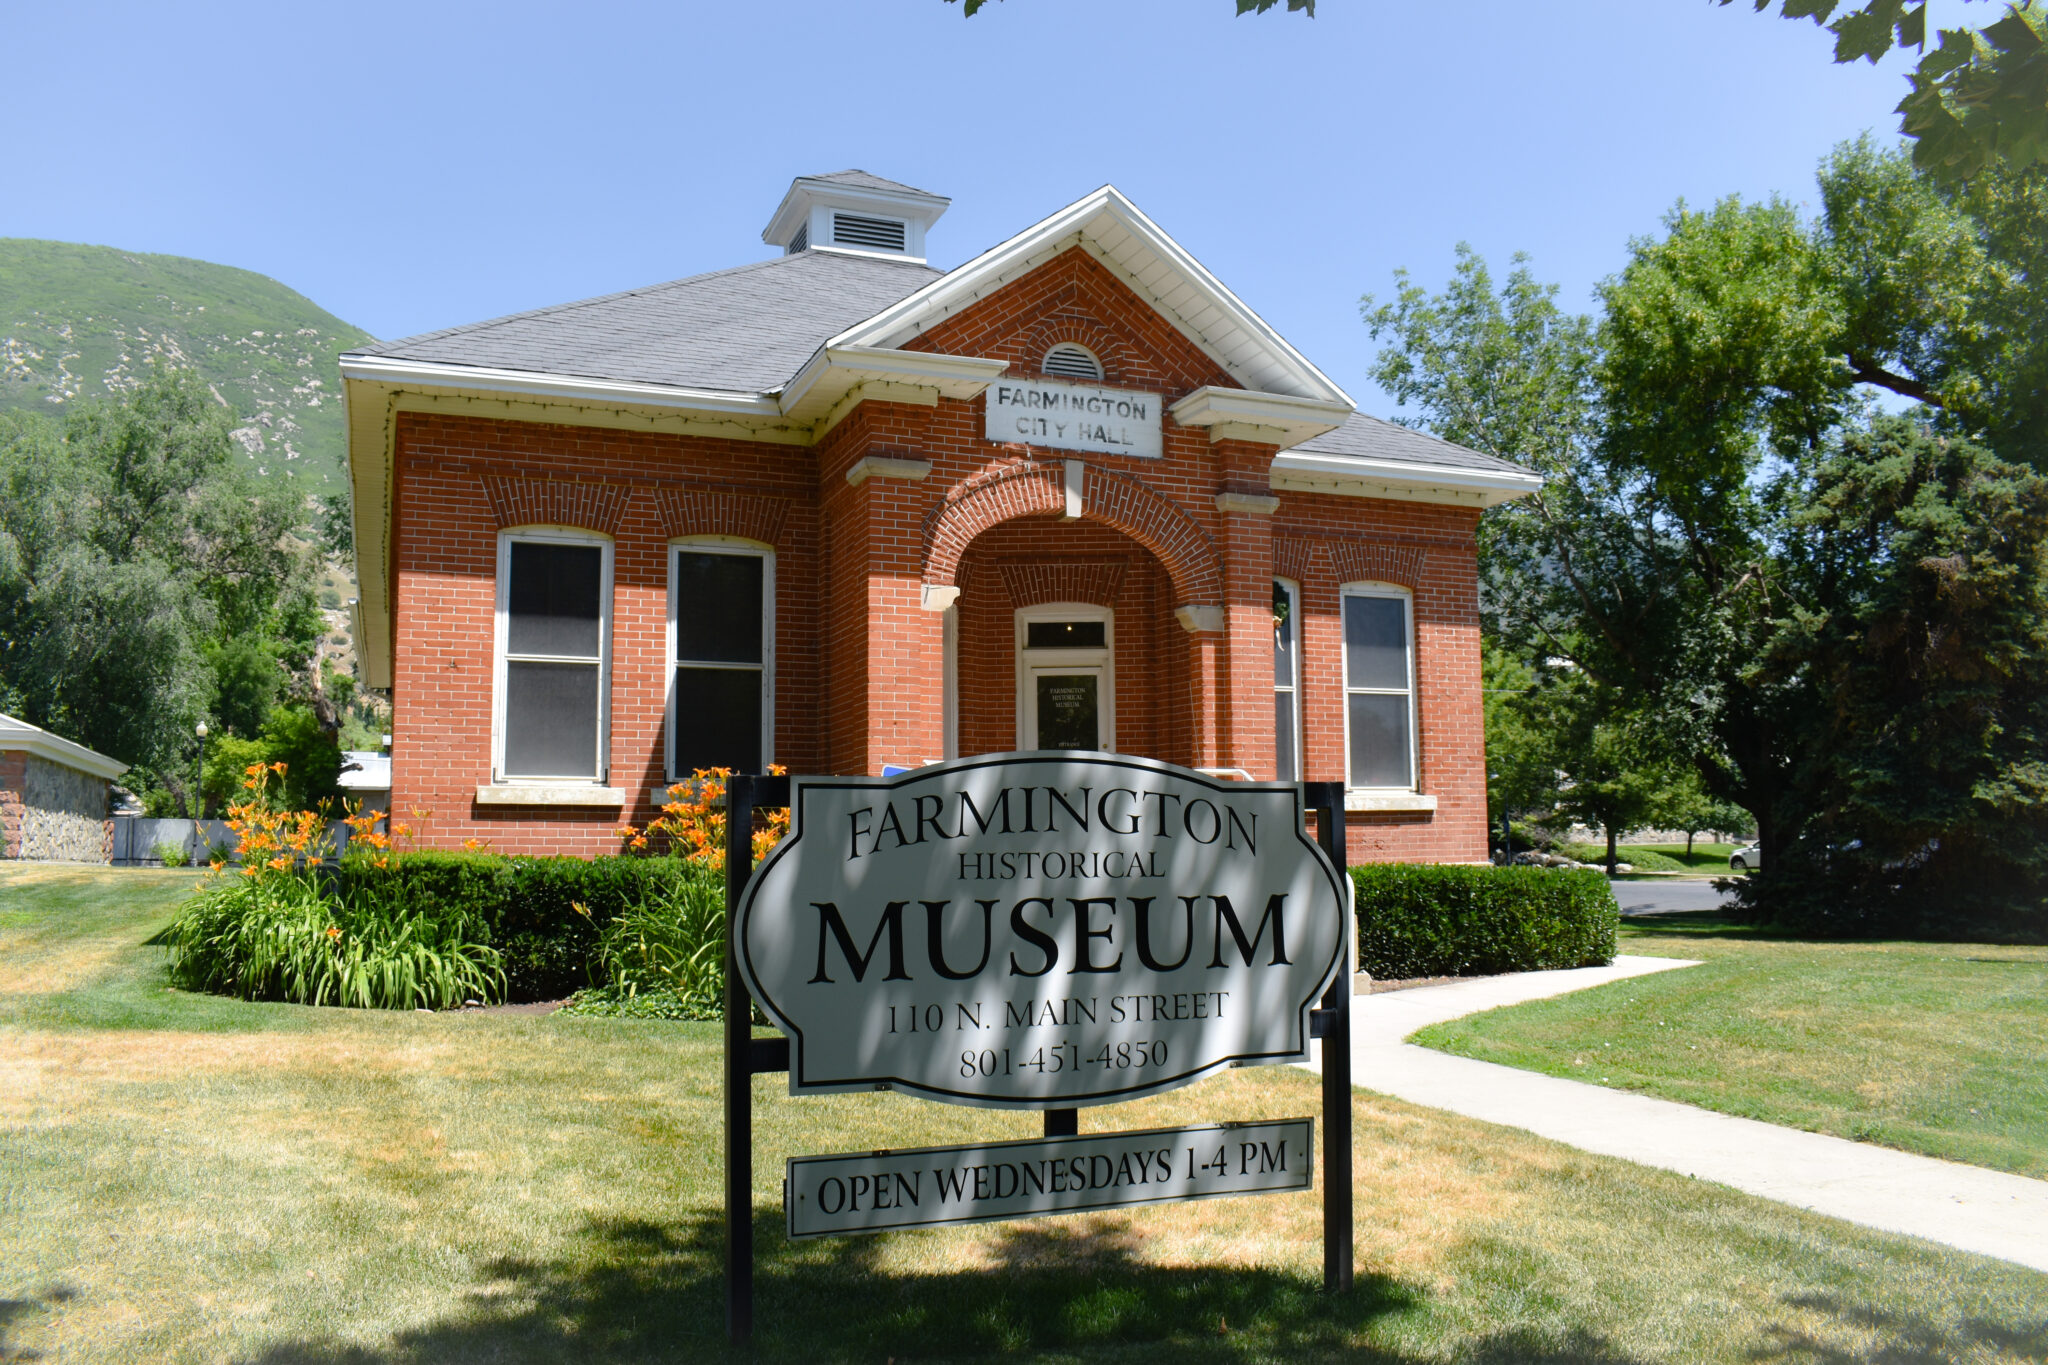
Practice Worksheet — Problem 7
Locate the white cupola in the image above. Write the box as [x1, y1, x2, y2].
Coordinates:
[761, 170, 950, 264]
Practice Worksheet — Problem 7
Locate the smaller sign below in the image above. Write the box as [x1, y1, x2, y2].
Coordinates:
[984, 378, 1164, 459]
[786, 1119, 1313, 1239]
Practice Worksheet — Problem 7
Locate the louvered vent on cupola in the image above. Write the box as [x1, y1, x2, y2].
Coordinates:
[762, 172, 948, 262]
[832, 213, 909, 252]
[1043, 344, 1105, 381]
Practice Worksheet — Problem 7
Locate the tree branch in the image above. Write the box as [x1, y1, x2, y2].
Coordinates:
[1845, 352, 1943, 408]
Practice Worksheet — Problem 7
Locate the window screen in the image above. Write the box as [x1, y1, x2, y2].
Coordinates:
[502, 541, 604, 779]
[1273, 581, 1299, 783]
[1342, 591, 1413, 788]
[673, 550, 766, 775]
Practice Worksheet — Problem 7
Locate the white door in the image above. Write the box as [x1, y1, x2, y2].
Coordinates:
[1015, 604, 1114, 752]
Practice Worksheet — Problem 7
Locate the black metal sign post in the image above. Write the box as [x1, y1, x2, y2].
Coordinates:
[1305, 780, 1353, 1293]
[723, 771, 789, 1346]
[723, 773, 1353, 1345]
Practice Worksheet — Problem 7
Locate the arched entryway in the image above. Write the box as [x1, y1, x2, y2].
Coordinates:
[947, 513, 1192, 766]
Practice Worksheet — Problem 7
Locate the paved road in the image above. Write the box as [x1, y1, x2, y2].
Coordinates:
[1609, 878, 1735, 915]
[1306, 959, 2048, 1274]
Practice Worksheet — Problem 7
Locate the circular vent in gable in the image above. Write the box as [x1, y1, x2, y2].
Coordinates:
[1043, 344, 1104, 381]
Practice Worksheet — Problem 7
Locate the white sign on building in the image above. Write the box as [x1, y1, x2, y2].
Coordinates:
[734, 752, 1348, 1109]
[983, 379, 1164, 459]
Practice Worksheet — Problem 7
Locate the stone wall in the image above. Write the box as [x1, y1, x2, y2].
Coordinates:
[4, 752, 111, 862]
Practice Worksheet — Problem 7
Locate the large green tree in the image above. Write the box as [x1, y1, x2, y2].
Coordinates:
[0, 366, 322, 808]
[1756, 419, 2048, 933]
[1369, 141, 2048, 929]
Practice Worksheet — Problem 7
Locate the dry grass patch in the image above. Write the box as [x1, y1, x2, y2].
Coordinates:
[2, 868, 2045, 1363]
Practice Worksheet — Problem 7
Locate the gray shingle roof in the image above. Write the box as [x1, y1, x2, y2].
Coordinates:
[349, 250, 942, 394]
[808, 169, 947, 201]
[1292, 411, 1529, 476]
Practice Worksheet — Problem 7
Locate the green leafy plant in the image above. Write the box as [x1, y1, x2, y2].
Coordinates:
[152, 841, 189, 868]
[328, 851, 693, 1001]
[164, 871, 503, 1010]
[594, 866, 726, 999]
[1354, 865, 1618, 980]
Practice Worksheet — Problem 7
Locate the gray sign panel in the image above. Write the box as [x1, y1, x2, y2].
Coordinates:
[984, 378, 1164, 458]
[735, 753, 1348, 1109]
[787, 1119, 1314, 1239]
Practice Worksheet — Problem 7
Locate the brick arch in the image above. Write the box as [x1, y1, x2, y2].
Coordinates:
[922, 460, 1222, 607]
[483, 475, 631, 535]
[651, 488, 789, 546]
[1275, 533, 1429, 591]
[996, 558, 1129, 608]
[1010, 295, 1142, 387]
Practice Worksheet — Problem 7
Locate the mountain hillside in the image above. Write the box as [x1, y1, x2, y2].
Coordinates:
[0, 238, 373, 493]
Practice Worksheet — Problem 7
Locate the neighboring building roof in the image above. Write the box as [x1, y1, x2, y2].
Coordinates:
[338, 751, 391, 791]
[1292, 412, 1529, 477]
[352, 251, 942, 396]
[0, 713, 128, 780]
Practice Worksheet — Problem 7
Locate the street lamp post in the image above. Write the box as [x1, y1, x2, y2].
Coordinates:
[195, 720, 209, 822]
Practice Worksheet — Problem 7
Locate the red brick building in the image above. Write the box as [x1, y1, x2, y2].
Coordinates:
[340, 172, 1537, 863]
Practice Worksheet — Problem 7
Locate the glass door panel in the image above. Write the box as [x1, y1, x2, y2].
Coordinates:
[1033, 671, 1100, 750]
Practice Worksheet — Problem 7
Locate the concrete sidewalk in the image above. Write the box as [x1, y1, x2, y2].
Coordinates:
[1305, 955, 2048, 1274]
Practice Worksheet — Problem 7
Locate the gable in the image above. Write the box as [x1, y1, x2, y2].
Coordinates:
[902, 247, 1236, 398]
[831, 186, 1352, 407]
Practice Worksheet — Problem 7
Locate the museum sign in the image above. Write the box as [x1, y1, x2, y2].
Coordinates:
[734, 753, 1349, 1108]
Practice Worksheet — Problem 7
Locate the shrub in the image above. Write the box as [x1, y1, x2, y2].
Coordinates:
[165, 869, 503, 1010]
[163, 763, 729, 1009]
[593, 863, 726, 999]
[1354, 864, 1618, 979]
[330, 851, 696, 1001]
[153, 840, 189, 868]
[1560, 843, 1689, 872]
[557, 983, 721, 1021]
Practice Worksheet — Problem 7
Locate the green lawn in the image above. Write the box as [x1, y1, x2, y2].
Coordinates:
[1413, 911, 2048, 1178]
[3, 865, 2045, 1364]
[1558, 842, 1738, 873]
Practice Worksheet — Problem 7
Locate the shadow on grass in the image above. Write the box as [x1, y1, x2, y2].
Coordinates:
[0, 1283, 78, 1362]
[1756, 1292, 2048, 1362]
[1616, 910, 1812, 941]
[230, 1211, 1649, 1364]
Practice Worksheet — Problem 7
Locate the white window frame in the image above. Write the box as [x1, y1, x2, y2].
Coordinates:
[1339, 582, 1419, 791]
[1273, 577, 1302, 783]
[666, 536, 775, 781]
[1014, 601, 1116, 752]
[492, 526, 613, 785]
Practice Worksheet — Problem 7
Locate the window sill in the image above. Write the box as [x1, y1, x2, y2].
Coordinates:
[475, 784, 627, 808]
[1344, 791, 1437, 813]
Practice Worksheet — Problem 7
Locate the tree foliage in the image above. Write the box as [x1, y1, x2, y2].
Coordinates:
[1729, 1, 2048, 183]
[0, 366, 322, 804]
[1755, 420, 2048, 933]
[1368, 141, 2048, 933]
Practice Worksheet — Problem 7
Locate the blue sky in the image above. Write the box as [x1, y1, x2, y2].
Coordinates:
[5, 0, 1915, 411]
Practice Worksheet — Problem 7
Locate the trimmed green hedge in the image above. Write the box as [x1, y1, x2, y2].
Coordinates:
[330, 853, 707, 1001]
[1353, 864, 1618, 979]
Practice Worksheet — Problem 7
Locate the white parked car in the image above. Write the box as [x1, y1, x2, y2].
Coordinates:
[1729, 842, 1762, 872]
